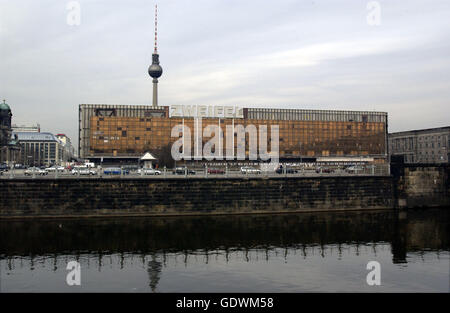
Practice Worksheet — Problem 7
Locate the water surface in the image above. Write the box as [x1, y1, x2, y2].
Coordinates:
[0, 209, 448, 292]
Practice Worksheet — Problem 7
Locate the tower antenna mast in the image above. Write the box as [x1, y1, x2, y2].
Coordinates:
[154, 4, 158, 53]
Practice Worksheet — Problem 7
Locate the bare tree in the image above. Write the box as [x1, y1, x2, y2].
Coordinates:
[152, 143, 175, 168]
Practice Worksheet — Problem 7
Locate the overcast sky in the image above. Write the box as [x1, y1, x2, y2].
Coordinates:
[1, 0, 449, 150]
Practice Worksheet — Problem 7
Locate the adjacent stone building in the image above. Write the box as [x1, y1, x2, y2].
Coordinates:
[12, 123, 40, 133]
[389, 126, 450, 163]
[14, 132, 67, 166]
[56, 133, 75, 161]
[0, 100, 21, 165]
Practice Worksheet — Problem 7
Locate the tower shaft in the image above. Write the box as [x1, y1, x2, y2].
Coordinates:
[152, 78, 158, 107]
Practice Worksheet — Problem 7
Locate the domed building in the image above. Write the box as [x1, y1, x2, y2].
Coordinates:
[0, 100, 21, 165]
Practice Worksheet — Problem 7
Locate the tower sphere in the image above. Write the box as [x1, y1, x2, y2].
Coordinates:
[148, 54, 163, 79]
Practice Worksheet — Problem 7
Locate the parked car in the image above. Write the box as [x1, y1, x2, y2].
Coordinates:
[316, 167, 334, 173]
[0, 163, 8, 172]
[240, 166, 261, 174]
[123, 165, 140, 172]
[14, 164, 27, 169]
[173, 166, 196, 175]
[207, 168, 225, 174]
[103, 167, 129, 175]
[45, 165, 65, 172]
[275, 166, 298, 174]
[24, 167, 48, 176]
[345, 166, 364, 174]
[138, 168, 162, 175]
[71, 167, 97, 175]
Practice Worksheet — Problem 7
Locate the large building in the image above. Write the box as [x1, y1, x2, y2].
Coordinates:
[389, 126, 450, 164]
[14, 132, 68, 166]
[56, 133, 76, 161]
[79, 104, 388, 165]
[1, 101, 75, 166]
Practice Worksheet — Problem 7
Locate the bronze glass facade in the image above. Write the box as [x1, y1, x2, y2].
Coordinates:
[80, 104, 388, 163]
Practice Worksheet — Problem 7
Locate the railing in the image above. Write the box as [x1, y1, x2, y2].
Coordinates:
[0, 164, 391, 179]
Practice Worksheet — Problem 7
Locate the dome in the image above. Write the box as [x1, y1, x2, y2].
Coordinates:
[0, 101, 10, 111]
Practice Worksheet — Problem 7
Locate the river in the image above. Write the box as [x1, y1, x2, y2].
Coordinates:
[0, 209, 448, 292]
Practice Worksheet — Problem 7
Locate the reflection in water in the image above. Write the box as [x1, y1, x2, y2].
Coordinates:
[0, 209, 448, 292]
[148, 254, 162, 292]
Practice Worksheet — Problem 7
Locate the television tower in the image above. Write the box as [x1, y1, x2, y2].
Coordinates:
[148, 4, 163, 107]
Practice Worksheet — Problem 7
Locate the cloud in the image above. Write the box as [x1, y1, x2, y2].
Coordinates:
[162, 35, 424, 104]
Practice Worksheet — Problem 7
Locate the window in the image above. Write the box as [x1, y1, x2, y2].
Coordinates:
[49, 143, 56, 159]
